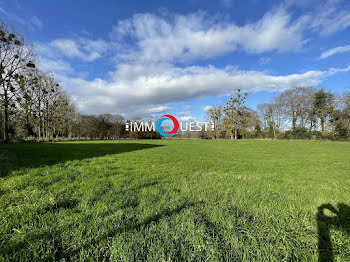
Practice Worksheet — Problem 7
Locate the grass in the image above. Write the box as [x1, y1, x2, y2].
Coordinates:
[0, 140, 349, 261]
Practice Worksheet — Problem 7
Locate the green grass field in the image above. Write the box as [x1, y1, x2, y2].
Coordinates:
[0, 140, 349, 261]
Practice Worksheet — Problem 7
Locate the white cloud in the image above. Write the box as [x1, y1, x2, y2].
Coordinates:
[0, 7, 8, 15]
[320, 44, 350, 59]
[183, 105, 193, 110]
[259, 57, 272, 65]
[178, 115, 198, 122]
[38, 3, 350, 68]
[202, 105, 213, 112]
[285, 0, 350, 36]
[35, 4, 350, 119]
[111, 9, 306, 63]
[56, 63, 350, 118]
[327, 65, 350, 74]
[30, 16, 43, 30]
[148, 106, 172, 114]
[306, 1, 350, 36]
[110, 3, 350, 63]
[40, 37, 110, 62]
[0, 7, 43, 30]
[178, 111, 192, 116]
[0, 7, 26, 25]
[237, 9, 306, 53]
[39, 57, 73, 72]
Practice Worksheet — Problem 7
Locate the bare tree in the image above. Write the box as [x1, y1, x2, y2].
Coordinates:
[223, 89, 248, 139]
[257, 103, 272, 131]
[276, 86, 315, 131]
[0, 19, 35, 141]
[206, 105, 223, 138]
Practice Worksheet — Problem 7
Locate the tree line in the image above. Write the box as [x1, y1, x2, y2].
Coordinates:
[1, 18, 349, 142]
[203, 87, 350, 140]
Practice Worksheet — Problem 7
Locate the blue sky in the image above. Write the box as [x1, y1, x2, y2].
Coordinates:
[1, 0, 350, 121]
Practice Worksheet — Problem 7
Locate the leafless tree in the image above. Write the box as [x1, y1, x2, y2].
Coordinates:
[0, 19, 36, 141]
[276, 86, 315, 131]
[223, 89, 248, 139]
[206, 105, 223, 138]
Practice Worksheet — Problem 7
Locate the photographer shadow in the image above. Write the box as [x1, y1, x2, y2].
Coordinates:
[317, 203, 350, 262]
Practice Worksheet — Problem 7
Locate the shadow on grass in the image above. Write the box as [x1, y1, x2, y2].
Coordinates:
[0, 142, 163, 177]
[317, 203, 350, 262]
[54, 201, 204, 261]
